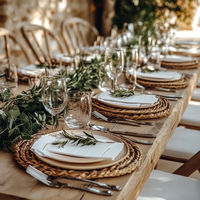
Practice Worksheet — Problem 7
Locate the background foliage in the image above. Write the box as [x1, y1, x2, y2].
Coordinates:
[113, 0, 198, 31]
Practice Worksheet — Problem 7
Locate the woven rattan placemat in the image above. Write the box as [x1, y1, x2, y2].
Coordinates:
[161, 61, 198, 70]
[14, 136, 142, 179]
[136, 75, 190, 89]
[92, 97, 171, 120]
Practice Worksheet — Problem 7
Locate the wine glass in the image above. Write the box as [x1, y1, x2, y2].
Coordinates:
[42, 75, 68, 129]
[104, 47, 125, 92]
[0, 63, 18, 91]
[126, 48, 139, 92]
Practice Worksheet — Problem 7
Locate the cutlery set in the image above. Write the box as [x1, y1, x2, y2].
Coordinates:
[26, 165, 120, 196]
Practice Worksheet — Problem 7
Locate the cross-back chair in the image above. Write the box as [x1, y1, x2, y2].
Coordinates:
[161, 127, 200, 168]
[138, 151, 200, 200]
[21, 24, 64, 64]
[0, 27, 31, 68]
[61, 17, 99, 54]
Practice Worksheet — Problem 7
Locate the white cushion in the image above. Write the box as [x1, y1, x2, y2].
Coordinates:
[163, 127, 200, 159]
[180, 101, 200, 127]
[192, 88, 200, 101]
[138, 170, 200, 200]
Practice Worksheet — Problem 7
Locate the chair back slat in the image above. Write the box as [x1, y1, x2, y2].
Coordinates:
[44, 29, 51, 64]
[61, 17, 99, 54]
[31, 31, 47, 63]
[0, 27, 31, 67]
[21, 24, 64, 64]
[4, 35, 11, 67]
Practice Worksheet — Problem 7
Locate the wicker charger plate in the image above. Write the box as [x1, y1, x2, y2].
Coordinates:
[14, 136, 142, 179]
[136, 75, 190, 89]
[92, 97, 171, 120]
[161, 61, 199, 70]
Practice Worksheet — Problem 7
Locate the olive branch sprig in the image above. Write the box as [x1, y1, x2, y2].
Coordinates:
[52, 130, 98, 148]
[110, 89, 134, 97]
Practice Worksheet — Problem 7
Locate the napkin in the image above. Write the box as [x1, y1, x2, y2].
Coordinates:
[31, 134, 124, 160]
[97, 92, 158, 108]
[137, 71, 182, 82]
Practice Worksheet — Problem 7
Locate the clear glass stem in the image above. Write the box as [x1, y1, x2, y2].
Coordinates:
[111, 77, 117, 92]
[51, 114, 58, 130]
[132, 71, 137, 92]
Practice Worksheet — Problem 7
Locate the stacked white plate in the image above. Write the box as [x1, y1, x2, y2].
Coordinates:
[97, 92, 159, 109]
[31, 130, 128, 170]
[137, 70, 182, 82]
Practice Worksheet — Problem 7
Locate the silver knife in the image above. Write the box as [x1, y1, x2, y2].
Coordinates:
[89, 123, 156, 138]
[92, 111, 153, 126]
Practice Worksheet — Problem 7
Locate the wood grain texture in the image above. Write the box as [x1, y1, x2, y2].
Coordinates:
[0, 67, 199, 200]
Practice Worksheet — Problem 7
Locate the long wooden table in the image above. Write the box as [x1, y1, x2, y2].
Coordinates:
[0, 67, 199, 200]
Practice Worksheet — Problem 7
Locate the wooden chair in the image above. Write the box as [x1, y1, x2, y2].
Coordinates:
[161, 127, 200, 168]
[179, 101, 200, 130]
[192, 88, 200, 101]
[138, 152, 200, 200]
[61, 17, 99, 54]
[0, 27, 31, 67]
[21, 24, 64, 64]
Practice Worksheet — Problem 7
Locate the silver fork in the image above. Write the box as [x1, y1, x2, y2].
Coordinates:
[26, 165, 119, 195]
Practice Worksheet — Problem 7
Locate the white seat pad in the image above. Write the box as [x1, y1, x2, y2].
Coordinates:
[192, 88, 200, 101]
[163, 127, 200, 159]
[138, 170, 200, 200]
[180, 101, 200, 127]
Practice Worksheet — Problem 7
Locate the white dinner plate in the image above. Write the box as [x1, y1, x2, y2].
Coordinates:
[97, 92, 159, 109]
[17, 64, 45, 76]
[137, 71, 182, 82]
[161, 55, 195, 63]
[32, 130, 129, 170]
[175, 39, 200, 46]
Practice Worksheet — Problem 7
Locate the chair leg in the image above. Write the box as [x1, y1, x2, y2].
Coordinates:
[173, 151, 200, 176]
[161, 155, 187, 163]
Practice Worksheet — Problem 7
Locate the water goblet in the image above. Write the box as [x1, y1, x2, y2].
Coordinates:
[42, 75, 68, 129]
[64, 90, 92, 129]
[104, 47, 125, 92]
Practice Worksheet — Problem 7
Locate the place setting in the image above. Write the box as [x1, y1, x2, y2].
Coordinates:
[168, 46, 200, 58]
[134, 68, 190, 90]
[17, 63, 65, 86]
[91, 46, 172, 123]
[12, 74, 144, 196]
[160, 54, 199, 70]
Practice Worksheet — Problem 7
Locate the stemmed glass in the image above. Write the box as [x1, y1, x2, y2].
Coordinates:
[42, 75, 68, 129]
[126, 48, 139, 92]
[104, 47, 125, 92]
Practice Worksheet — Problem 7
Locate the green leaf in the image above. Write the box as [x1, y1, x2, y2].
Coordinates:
[0, 88, 10, 102]
[8, 106, 20, 119]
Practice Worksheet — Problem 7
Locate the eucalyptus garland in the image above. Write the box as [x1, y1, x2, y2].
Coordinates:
[0, 85, 52, 150]
[0, 58, 104, 150]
